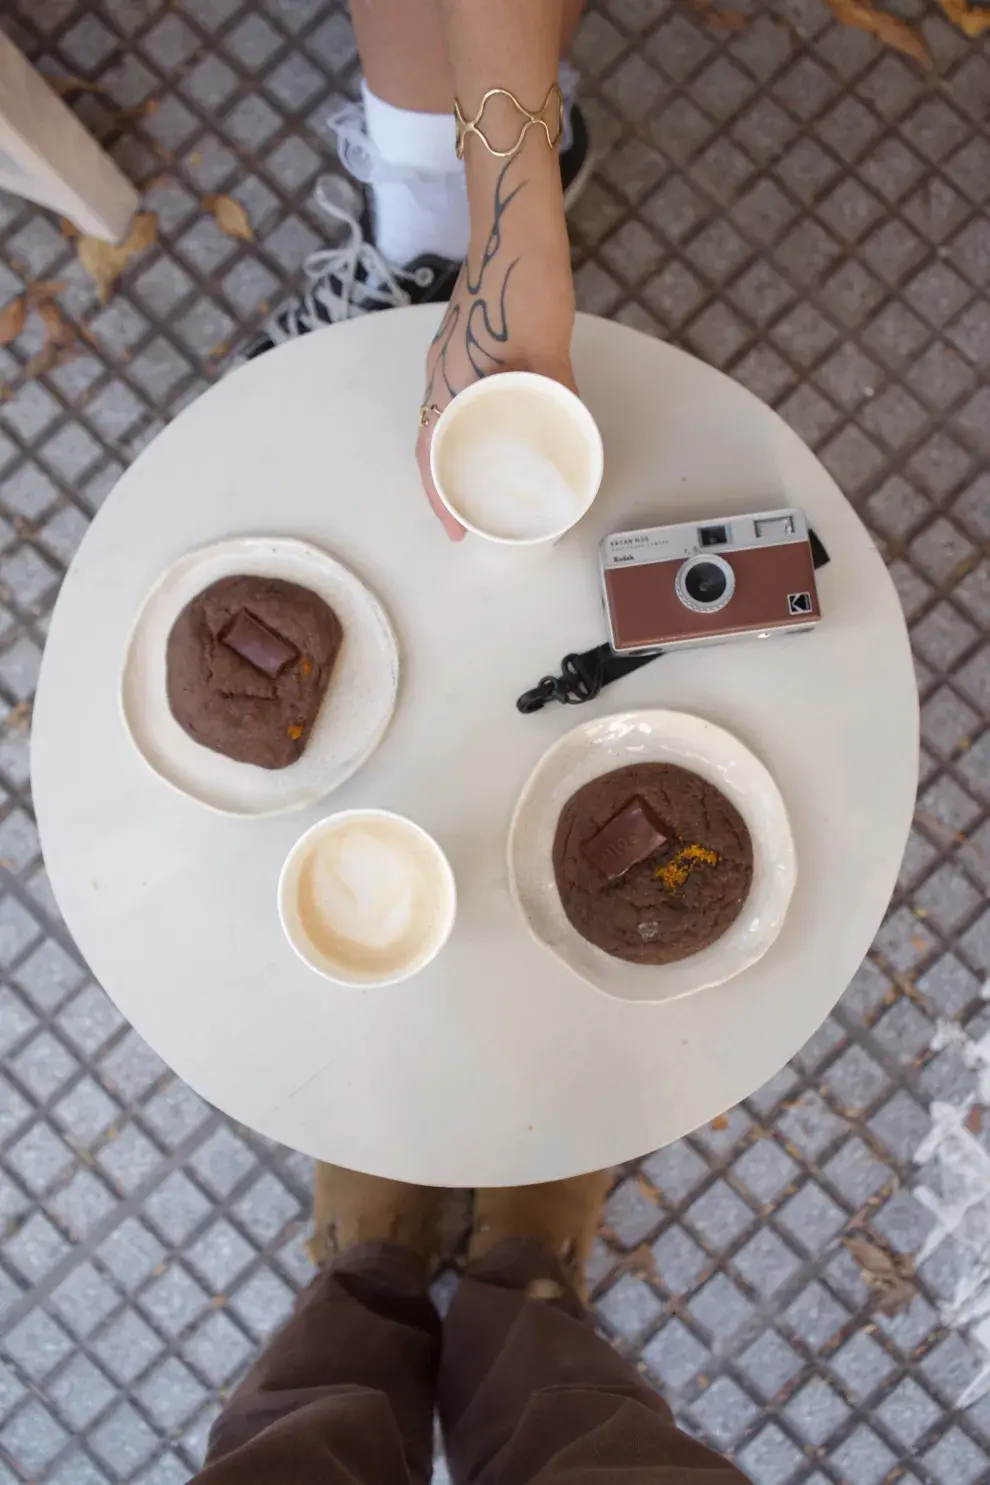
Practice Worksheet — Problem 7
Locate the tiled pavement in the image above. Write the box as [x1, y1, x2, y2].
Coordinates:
[0, 0, 988, 1480]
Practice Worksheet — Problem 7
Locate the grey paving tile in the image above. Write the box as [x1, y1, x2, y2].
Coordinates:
[642, 1317, 710, 1391]
[877, 1375, 942, 1448]
[93, 1309, 166, 1386]
[2, 1307, 74, 1381]
[10, 1030, 77, 1101]
[97, 1216, 166, 1293]
[822, 1044, 889, 1113]
[596, 1273, 664, 1340]
[137, 1356, 209, 1431]
[56, 984, 125, 1057]
[139, 1262, 211, 1338]
[785, 1281, 850, 1351]
[48, 1353, 117, 1431]
[776, 1091, 846, 1159]
[784, 1377, 851, 1444]
[688, 1273, 757, 1346]
[651, 1225, 710, 1296]
[53, 1076, 119, 1146]
[0, 1359, 25, 1422]
[739, 1329, 804, 1400]
[733, 1228, 802, 1298]
[99, 1029, 167, 1103]
[871, 1188, 937, 1253]
[50, 1262, 120, 1339]
[0, 1398, 70, 1475]
[97, 1122, 167, 1194]
[731, 1139, 799, 1204]
[923, 1424, 988, 1484]
[47, 1453, 112, 1485]
[828, 1424, 898, 1485]
[89, 1399, 159, 1475]
[690, 1377, 758, 1449]
[181, 1308, 254, 1387]
[685, 1180, 755, 1249]
[188, 1126, 257, 1199]
[737, 1422, 804, 1485]
[47, 1170, 118, 1239]
[3, 1210, 71, 1283]
[830, 1328, 897, 1404]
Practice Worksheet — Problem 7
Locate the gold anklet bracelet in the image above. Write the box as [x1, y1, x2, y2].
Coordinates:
[453, 82, 563, 161]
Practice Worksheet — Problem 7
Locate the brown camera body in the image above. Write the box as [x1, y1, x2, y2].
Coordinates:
[601, 509, 822, 655]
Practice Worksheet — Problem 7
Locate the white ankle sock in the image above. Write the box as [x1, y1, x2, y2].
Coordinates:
[358, 69, 579, 268]
[362, 82, 469, 266]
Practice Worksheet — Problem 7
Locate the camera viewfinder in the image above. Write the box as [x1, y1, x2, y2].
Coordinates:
[698, 524, 728, 547]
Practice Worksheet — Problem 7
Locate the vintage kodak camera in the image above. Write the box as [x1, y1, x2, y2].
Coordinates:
[601, 508, 822, 656]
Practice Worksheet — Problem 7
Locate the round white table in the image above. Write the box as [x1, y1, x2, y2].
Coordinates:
[32, 309, 919, 1187]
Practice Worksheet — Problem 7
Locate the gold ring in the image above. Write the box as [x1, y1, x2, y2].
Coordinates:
[418, 403, 440, 428]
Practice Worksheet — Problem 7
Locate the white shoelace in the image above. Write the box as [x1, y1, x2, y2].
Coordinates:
[262, 104, 437, 342]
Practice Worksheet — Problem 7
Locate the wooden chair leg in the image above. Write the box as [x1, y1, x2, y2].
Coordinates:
[0, 29, 139, 243]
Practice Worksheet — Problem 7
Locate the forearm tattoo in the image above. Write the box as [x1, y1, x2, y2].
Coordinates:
[424, 155, 525, 404]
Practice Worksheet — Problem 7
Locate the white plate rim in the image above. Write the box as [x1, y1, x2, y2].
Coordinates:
[119, 535, 399, 818]
[507, 709, 797, 1005]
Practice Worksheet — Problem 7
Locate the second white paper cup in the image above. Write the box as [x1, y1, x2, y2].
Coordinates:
[278, 809, 456, 987]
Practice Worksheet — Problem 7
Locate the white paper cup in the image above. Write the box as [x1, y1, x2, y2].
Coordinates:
[278, 809, 456, 987]
[429, 371, 604, 545]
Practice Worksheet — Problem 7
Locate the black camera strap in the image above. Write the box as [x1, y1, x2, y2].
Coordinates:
[517, 527, 831, 714]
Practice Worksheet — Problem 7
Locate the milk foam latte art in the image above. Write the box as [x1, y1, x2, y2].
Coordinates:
[430, 371, 604, 545]
[278, 810, 456, 986]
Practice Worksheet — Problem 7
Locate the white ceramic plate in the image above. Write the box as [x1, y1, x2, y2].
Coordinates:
[121, 537, 399, 817]
[508, 710, 796, 1004]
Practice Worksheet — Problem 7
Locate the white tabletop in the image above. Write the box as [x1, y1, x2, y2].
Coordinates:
[32, 309, 918, 1187]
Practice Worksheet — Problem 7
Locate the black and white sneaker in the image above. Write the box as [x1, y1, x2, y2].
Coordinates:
[245, 94, 593, 359]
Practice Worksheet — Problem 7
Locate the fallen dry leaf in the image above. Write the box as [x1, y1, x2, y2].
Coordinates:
[910, 933, 929, 954]
[60, 217, 79, 239]
[23, 297, 80, 382]
[844, 1235, 917, 1316]
[4, 701, 32, 733]
[914, 809, 972, 848]
[936, 0, 990, 33]
[689, 0, 749, 27]
[126, 212, 159, 255]
[710, 1113, 730, 1132]
[36, 299, 74, 348]
[824, 0, 932, 66]
[114, 98, 161, 123]
[203, 193, 255, 242]
[27, 280, 67, 306]
[966, 1105, 985, 1135]
[76, 211, 158, 304]
[0, 297, 26, 347]
[46, 74, 109, 97]
[624, 1244, 659, 1282]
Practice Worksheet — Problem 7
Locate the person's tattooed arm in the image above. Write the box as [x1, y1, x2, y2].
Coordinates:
[423, 156, 525, 410]
[416, 0, 575, 540]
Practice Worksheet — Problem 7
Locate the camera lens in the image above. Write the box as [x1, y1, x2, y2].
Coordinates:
[684, 561, 727, 605]
[674, 553, 735, 614]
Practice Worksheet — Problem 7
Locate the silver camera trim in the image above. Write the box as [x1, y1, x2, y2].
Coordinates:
[674, 553, 735, 614]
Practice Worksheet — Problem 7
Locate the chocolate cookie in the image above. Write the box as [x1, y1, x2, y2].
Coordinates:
[166, 575, 342, 770]
[552, 763, 753, 965]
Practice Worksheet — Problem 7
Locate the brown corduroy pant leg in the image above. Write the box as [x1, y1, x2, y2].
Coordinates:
[192, 1238, 751, 1485]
